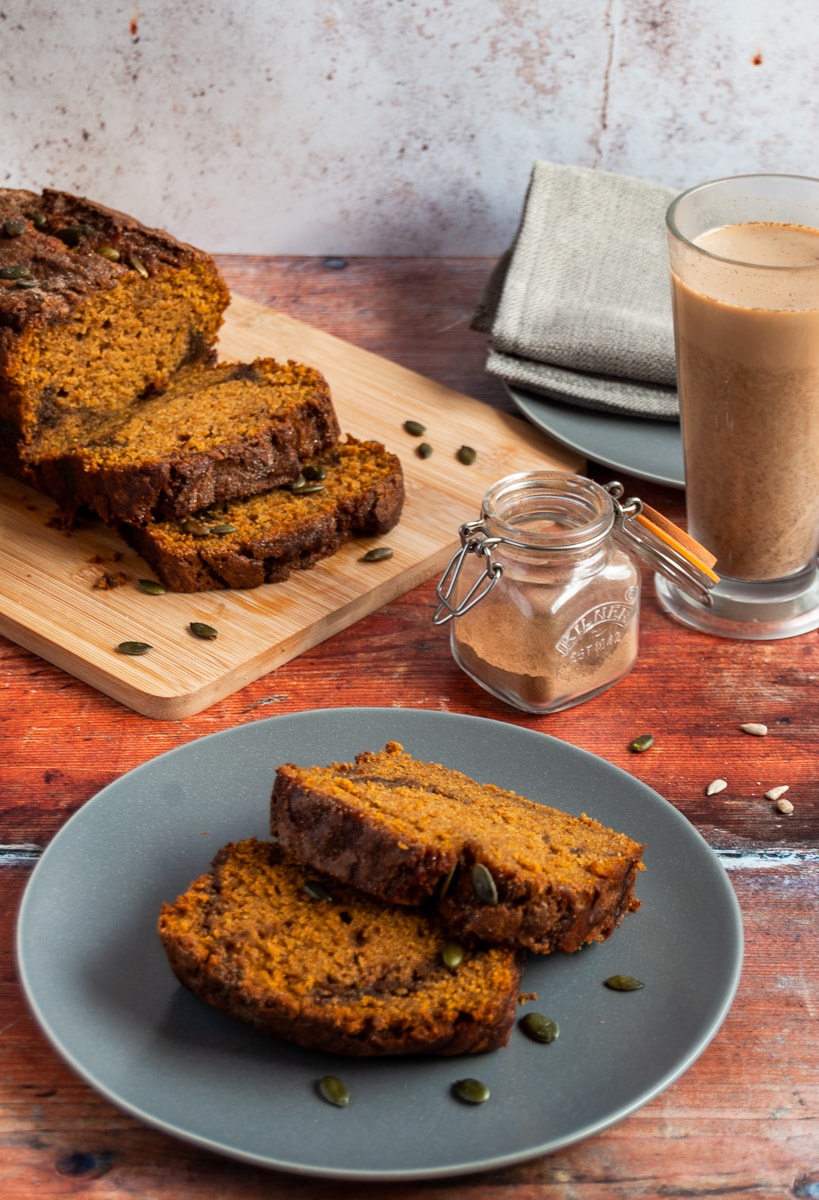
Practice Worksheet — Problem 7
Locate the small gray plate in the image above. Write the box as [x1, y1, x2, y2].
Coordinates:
[16, 708, 742, 1181]
[509, 384, 685, 489]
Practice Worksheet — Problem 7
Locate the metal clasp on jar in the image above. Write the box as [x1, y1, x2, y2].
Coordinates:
[432, 520, 504, 624]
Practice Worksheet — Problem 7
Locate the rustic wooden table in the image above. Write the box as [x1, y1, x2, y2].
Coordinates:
[1, 257, 816, 1199]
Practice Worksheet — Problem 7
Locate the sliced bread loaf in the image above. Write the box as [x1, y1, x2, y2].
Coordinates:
[33, 357, 340, 523]
[270, 742, 645, 954]
[120, 435, 404, 590]
[158, 838, 524, 1057]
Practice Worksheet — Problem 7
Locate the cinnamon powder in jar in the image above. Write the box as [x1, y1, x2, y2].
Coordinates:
[439, 472, 641, 715]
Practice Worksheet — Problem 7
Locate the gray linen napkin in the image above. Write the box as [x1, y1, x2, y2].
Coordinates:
[474, 161, 679, 420]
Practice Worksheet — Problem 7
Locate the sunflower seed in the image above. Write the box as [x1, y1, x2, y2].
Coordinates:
[765, 785, 789, 801]
[706, 778, 728, 796]
[775, 796, 794, 815]
[740, 722, 768, 736]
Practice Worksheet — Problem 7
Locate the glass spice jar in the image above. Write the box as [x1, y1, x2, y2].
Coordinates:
[433, 471, 717, 715]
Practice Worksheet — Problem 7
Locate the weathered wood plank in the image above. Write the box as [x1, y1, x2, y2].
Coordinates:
[1, 863, 815, 1199]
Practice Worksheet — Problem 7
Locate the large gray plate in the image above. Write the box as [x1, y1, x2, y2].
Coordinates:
[16, 708, 742, 1181]
[509, 384, 685, 489]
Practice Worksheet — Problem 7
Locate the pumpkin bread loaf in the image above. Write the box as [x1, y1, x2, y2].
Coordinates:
[0, 187, 229, 477]
[120, 436, 405, 591]
[270, 742, 645, 955]
[33, 357, 341, 524]
[158, 838, 524, 1057]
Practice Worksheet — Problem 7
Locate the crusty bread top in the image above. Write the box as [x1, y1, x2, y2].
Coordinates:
[0, 187, 222, 335]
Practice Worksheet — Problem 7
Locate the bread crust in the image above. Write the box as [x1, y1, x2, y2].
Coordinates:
[120, 437, 404, 591]
[33, 358, 341, 524]
[158, 839, 524, 1057]
[270, 743, 645, 955]
[0, 187, 229, 463]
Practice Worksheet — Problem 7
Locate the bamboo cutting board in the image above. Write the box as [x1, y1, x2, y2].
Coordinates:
[0, 294, 582, 719]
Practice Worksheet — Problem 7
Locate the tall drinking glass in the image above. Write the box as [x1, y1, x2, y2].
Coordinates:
[657, 174, 819, 639]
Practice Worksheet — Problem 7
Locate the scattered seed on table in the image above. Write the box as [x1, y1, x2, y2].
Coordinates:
[452, 1078, 490, 1104]
[706, 778, 728, 796]
[317, 1075, 349, 1107]
[361, 546, 393, 562]
[116, 640, 152, 656]
[765, 785, 789, 801]
[137, 578, 166, 595]
[604, 974, 645, 992]
[629, 734, 654, 753]
[416, 442, 433, 459]
[403, 419, 426, 437]
[189, 621, 218, 640]
[456, 445, 477, 465]
[519, 1012, 560, 1043]
[740, 722, 768, 736]
[775, 796, 794, 815]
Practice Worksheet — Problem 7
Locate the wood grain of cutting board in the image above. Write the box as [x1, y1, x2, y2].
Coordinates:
[0, 293, 582, 719]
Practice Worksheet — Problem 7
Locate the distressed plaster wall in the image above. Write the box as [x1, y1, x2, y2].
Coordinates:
[2, 0, 817, 254]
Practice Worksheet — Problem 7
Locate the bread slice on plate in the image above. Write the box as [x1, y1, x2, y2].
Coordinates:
[158, 838, 524, 1057]
[270, 742, 645, 955]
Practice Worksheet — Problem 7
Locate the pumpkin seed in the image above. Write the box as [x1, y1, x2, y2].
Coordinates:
[16, 278, 37, 289]
[96, 245, 120, 262]
[289, 478, 325, 495]
[181, 517, 213, 537]
[0, 264, 29, 280]
[317, 1075, 350, 1107]
[604, 974, 644, 992]
[30, 212, 46, 228]
[456, 445, 477, 465]
[403, 419, 426, 437]
[361, 546, 393, 562]
[302, 463, 327, 481]
[629, 733, 654, 753]
[55, 224, 92, 247]
[452, 1078, 490, 1105]
[437, 861, 458, 898]
[303, 879, 334, 901]
[519, 1012, 560, 1044]
[3, 218, 28, 238]
[471, 862, 498, 906]
[208, 522, 237, 535]
[128, 253, 149, 278]
[416, 442, 433, 459]
[441, 940, 464, 970]
[189, 621, 218, 640]
[116, 640, 152, 656]
[137, 578, 166, 595]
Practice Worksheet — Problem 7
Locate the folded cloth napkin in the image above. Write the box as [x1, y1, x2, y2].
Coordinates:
[473, 161, 680, 420]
